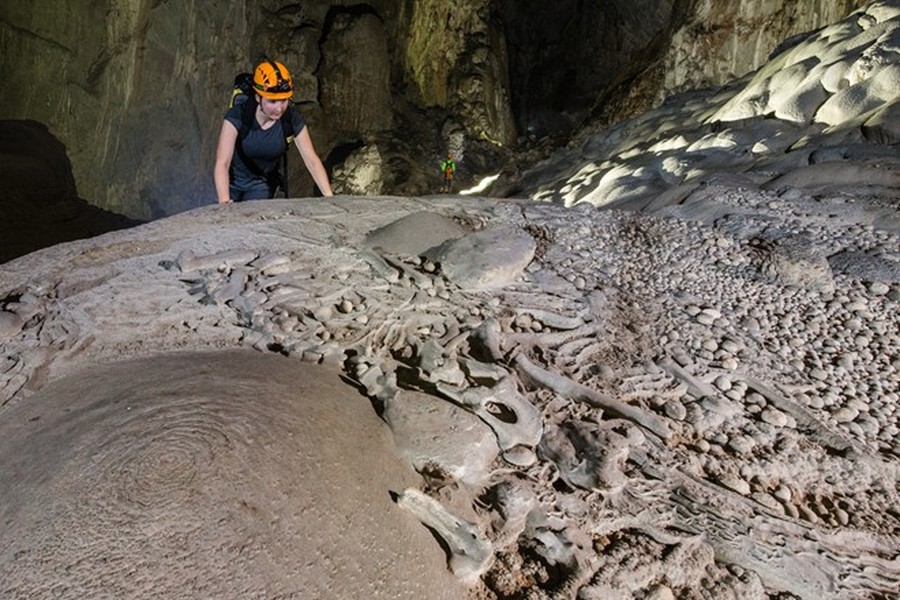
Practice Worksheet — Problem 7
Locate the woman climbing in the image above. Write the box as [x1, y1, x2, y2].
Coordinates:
[214, 58, 333, 203]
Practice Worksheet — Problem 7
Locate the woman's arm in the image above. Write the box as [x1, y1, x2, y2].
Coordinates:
[294, 126, 334, 197]
[214, 120, 239, 203]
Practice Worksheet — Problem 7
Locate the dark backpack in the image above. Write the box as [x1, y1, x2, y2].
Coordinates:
[230, 72, 296, 197]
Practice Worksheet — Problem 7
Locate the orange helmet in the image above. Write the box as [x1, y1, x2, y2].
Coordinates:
[253, 59, 293, 100]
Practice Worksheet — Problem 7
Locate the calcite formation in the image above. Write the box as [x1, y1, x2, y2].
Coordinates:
[1, 190, 897, 598]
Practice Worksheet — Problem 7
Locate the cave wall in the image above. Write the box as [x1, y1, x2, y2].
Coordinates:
[397, 0, 516, 147]
[1, 1, 257, 219]
[499, 0, 681, 136]
[320, 8, 393, 134]
[588, 0, 869, 126]
[500, 0, 869, 132]
[0, 0, 871, 221]
[661, 0, 869, 94]
[0, 119, 139, 263]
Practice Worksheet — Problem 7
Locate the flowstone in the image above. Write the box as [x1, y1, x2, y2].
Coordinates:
[1, 192, 898, 598]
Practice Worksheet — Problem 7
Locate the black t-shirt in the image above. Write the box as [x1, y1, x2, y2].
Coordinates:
[224, 103, 306, 187]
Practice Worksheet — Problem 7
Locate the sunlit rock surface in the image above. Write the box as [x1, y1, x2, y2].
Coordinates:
[497, 1, 899, 210]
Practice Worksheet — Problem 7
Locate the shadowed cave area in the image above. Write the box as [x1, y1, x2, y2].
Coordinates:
[0, 120, 140, 263]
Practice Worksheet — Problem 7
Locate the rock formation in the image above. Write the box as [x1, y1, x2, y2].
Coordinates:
[494, 1, 899, 210]
[1, 181, 897, 597]
[0, 350, 465, 599]
[1, 2, 898, 598]
[0, 0, 868, 220]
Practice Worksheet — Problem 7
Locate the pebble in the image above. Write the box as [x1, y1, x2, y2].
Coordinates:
[714, 375, 732, 391]
[832, 406, 859, 423]
[721, 357, 739, 370]
[724, 388, 743, 400]
[845, 317, 862, 331]
[773, 484, 792, 502]
[664, 399, 687, 421]
[739, 316, 761, 335]
[719, 472, 751, 495]
[646, 585, 676, 600]
[813, 500, 833, 522]
[760, 407, 788, 427]
[752, 492, 783, 513]
[720, 339, 742, 353]
[728, 434, 756, 455]
[822, 391, 840, 406]
[845, 421, 865, 439]
[503, 446, 536, 467]
[338, 299, 354, 314]
[798, 504, 820, 524]
[696, 312, 716, 325]
[809, 367, 828, 381]
[746, 392, 766, 406]
[847, 397, 868, 412]
[869, 281, 889, 295]
[301, 349, 323, 363]
[807, 395, 825, 409]
[783, 502, 800, 519]
[250, 253, 290, 273]
[835, 507, 850, 526]
[846, 300, 868, 312]
[836, 353, 854, 369]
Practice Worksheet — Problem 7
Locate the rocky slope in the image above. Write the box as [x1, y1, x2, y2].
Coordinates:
[491, 0, 899, 209]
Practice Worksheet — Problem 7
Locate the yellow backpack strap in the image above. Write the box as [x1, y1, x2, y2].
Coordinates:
[228, 88, 243, 109]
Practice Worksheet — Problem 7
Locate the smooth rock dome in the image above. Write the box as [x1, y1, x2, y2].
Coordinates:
[0, 349, 463, 599]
